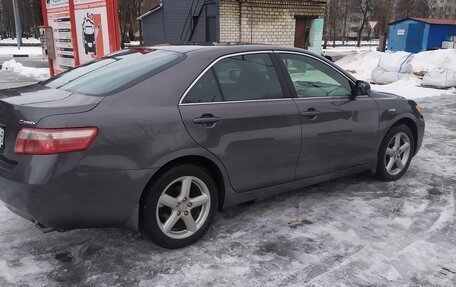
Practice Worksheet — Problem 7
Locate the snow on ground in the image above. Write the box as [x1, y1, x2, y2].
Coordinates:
[323, 46, 376, 58]
[127, 41, 141, 46]
[335, 49, 456, 99]
[0, 38, 40, 45]
[322, 40, 380, 47]
[0, 94, 455, 286]
[323, 41, 380, 58]
[0, 46, 42, 57]
[1, 59, 49, 81]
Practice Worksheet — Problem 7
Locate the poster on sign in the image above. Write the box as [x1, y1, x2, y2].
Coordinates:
[44, 0, 76, 74]
[73, 0, 111, 64]
[41, 0, 120, 76]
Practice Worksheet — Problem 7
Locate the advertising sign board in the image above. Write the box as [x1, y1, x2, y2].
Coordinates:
[41, 0, 120, 76]
[43, 0, 75, 74]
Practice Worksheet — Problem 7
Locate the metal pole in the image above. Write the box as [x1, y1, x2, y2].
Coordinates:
[12, 0, 22, 50]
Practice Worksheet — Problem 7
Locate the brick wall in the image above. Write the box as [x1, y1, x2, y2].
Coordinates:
[219, 0, 326, 47]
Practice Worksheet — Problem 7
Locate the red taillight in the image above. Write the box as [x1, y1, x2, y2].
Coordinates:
[14, 128, 98, 155]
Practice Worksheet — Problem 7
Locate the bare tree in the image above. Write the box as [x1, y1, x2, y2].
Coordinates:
[0, 0, 43, 39]
[396, 0, 415, 18]
[117, 0, 160, 45]
[395, 0, 436, 19]
[420, 0, 437, 18]
[323, 0, 330, 49]
[326, 0, 342, 47]
[356, 0, 375, 47]
[0, 0, 16, 38]
[375, 0, 393, 51]
[341, 0, 354, 44]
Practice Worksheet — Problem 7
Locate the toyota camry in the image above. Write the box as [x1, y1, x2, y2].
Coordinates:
[0, 45, 425, 249]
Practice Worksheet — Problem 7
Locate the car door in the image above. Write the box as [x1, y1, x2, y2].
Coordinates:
[276, 52, 379, 179]
[179, 52, 302, 193]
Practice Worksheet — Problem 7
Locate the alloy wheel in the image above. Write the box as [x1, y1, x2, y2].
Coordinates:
[156, 176, 211, 239]
[384, 132, 411, 176]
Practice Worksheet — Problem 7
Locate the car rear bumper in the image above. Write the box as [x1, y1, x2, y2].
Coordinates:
[0, 164, 156, 230]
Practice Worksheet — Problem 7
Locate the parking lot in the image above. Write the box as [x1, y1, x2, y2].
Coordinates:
[0, 93, 455, 286]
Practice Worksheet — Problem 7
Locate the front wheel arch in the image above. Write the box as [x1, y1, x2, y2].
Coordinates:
[375, 124, 415, 181]
[388, 118, 418, 156]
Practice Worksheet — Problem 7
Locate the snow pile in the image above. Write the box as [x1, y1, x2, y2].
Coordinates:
[412, 49, 456, 74]
[422, 70, 456, 88]
[371, 52, 414, 84]
[335, 51, 383, 82]
[336, 49, 456, 87]
[1, 59, 49, 81]
[371, 77, 456, 99]
[335, 49, 456, 98]
[416, 49, 456, 88]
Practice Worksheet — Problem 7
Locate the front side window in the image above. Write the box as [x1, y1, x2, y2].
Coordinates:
[43, 49, 185, 96]
[279, 54, 353, 98]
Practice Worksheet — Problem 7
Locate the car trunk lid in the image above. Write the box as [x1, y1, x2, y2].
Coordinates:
[0, 84, 103, 163]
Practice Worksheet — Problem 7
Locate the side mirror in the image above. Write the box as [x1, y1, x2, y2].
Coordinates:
[354, 80, 371, 96]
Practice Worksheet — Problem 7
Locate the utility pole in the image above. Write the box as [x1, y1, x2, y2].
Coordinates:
[12, 0, 22, 50]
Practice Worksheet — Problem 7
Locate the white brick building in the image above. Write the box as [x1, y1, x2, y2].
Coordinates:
[220, 0, 326, 53]
[140, 0, 327, 54]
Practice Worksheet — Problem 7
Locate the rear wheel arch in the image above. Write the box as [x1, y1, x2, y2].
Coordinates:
[139, 155, 226, 213]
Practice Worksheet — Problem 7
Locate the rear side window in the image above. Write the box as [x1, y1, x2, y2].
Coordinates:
[213, 54, 284, 102]
[183, 70, 222, 104]
[43, 49, 185, 96]
[183, 53, 284, 104]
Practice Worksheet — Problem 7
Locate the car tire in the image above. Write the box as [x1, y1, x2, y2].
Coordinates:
[140, 164, 218, 249]
[376, 124, 415, 181]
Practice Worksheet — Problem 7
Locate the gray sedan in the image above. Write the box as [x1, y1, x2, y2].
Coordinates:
[0, 45, 424, 249]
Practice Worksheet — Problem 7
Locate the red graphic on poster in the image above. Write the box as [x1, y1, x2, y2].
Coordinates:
[94, 14, 104, 57]
[82, 13, 104, 57]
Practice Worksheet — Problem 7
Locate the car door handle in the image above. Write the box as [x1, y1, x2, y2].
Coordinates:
[302, 109, 320, 120]
[193, 114, 221, 127]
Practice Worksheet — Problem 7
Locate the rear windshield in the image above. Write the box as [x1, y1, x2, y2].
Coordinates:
[43, 49, 185, 96]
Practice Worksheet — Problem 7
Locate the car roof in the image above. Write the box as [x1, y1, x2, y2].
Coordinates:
[145, 44, 315, 56]
[142, 44, 357, 83]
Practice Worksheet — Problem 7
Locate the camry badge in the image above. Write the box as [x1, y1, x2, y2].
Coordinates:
[19, 120, 37, 126]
